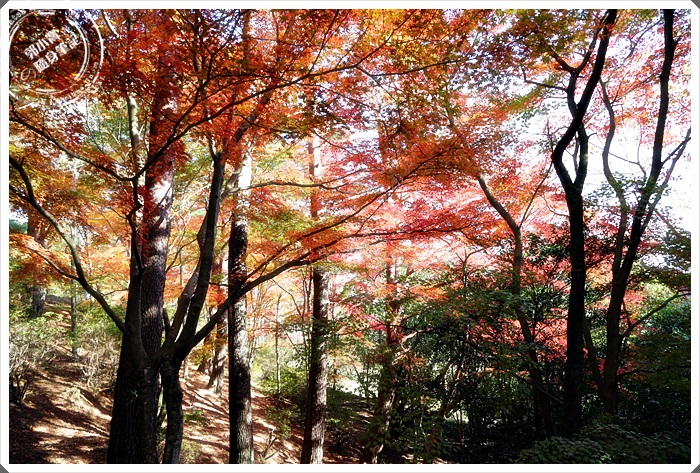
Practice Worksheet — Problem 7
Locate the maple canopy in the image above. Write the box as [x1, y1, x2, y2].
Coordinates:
[7, 7, 693, 465]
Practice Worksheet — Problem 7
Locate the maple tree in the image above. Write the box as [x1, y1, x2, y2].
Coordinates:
[7, 7, 693, 465]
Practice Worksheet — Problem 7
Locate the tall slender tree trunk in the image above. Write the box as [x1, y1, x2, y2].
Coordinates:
[274, 294, 283, 401]
[361, 327, 398, 464]
[207, 317, 227, 395]
[301, 269, 330, 464]
[161, 359, 185, 464]
[476, 176, 556, 436]
[561, 193, 587, 435]
[228, 149, 254, 464]
[301, 135, 331, 464]
[361, 264, 401, 464]
[546, 10, 616, 435]
[599, 10, 678, 417]
[207, 258, 227, 395]
[70, 274, 78, 358]
[160, 147, 226, 464]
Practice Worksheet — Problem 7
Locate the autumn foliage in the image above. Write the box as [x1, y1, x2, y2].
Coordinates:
[7, 7, 693, 465]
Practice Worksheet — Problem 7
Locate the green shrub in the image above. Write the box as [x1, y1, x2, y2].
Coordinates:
[183, 408, 210, 427]
[516, 422, 691, 464]
[265, 404, 299, 441]
[179, 439, 200, 464]
[259, 364, 307, 412]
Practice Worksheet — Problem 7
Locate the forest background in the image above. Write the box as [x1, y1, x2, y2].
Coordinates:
[1, 3, 699, 468]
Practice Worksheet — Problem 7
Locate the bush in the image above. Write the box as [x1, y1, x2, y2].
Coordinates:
[325, 387, 356, 452]
[516, 421, 691, 464]
[266, 404, 299, 441]
[9, 315, 59, 405]
[73, 303, 121, 391]
[183, 408, 210, 427]
[179, 439, 200, 464]
[259, 364, 307, 412]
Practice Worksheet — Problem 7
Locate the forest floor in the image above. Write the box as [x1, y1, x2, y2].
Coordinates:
[8, 341, 367, 464]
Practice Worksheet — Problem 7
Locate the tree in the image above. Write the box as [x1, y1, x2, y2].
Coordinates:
[227, 137, 255, 464]
[106, 9, 185, 462]
[594, 9, 690, 416]
[301, 135, 331, 464]
[536, 10, 618, 435]
[26, 211, 49, 319]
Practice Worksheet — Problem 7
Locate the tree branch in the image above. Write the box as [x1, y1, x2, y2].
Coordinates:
[9, 157, 125, 333]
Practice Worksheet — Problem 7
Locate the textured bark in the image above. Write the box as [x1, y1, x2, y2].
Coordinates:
[228, 149, 254, 464]
[108, 31, 180, 462]
[108, 344, 143, 462]
[228, 294, 253, 464]
[108, 302, 160, 463]
[108, 223, 161, 463]
[107, 215, 165, 463]
[300, 269, 330, 464]
[161, 360, 184, 464]
[561, 192, 586, 436]
[29, 286, 46, 320]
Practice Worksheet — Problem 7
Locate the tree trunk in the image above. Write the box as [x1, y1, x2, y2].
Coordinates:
[108, 344, 144, 462]
[301, 269, 330, 464]
[197, 330, 214, 375]
[29, 286, 46, 319]
[600, 10, 678, 417]
[476, 176, 556, 437]
[561, 173, 587, 437]
[108, 37, 180, 461]
[362, 262, 400, 464]
[423, 398, 453, 463]
[228, 149, 254, 464]
[108, 263, 159, 463]
[70, 281, 78, 358]
[275, 296, 282, 401]
[207, 259, 227, 395]
[108, 321, 160, 463]
[300, 132, 331, 464]
[546, 10, 616, 435]
[361, 338, 397, 464]
[207, 315, 227, 395]
[161, 359, 184, 464]
[228, 294, 253, 463]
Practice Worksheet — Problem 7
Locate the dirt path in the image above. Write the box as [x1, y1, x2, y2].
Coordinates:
[9, 345, 361, 464]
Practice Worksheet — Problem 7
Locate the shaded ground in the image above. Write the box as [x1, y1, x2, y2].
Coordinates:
[8, 344, 366, 464]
